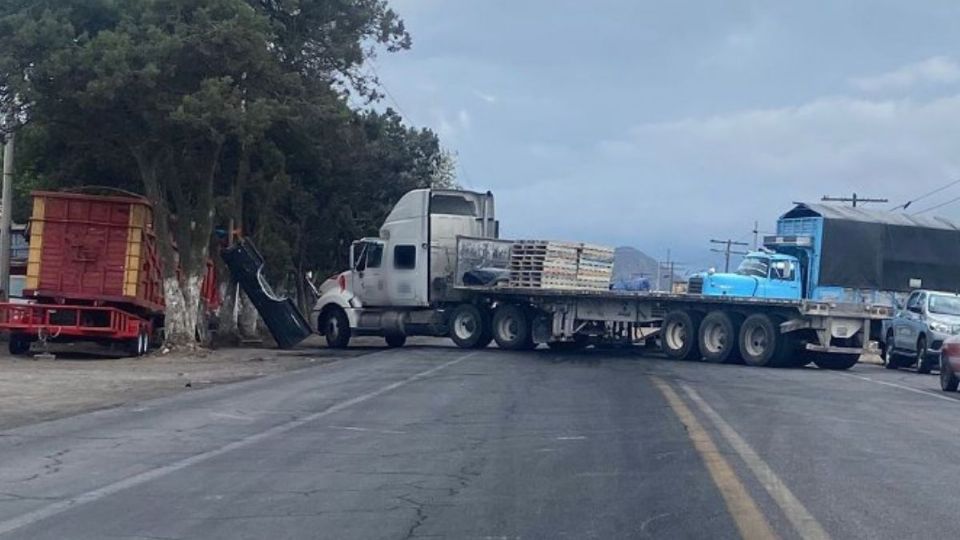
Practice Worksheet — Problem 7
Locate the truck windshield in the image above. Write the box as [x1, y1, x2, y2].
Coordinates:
[928, 294, 960, 316]
[736, 257, 769, 278]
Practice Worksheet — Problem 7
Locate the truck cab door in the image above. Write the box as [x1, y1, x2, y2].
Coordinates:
[351, 240, 388, 306]
[764, 260, 802, 300]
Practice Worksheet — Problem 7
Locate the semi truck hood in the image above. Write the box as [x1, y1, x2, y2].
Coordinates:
[695, 272, 760, 297]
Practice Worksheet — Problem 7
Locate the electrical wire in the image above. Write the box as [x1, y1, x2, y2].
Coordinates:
[890, 178, 960, 211]
[910, 193, 960, 215]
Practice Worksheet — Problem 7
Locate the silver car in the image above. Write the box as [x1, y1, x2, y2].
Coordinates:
[883, 290, 960, 373]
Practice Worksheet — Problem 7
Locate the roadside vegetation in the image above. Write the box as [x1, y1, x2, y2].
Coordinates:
[0, 0, 453, 345]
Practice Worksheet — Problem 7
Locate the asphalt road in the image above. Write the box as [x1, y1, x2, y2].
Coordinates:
[0, 344, 957, 540]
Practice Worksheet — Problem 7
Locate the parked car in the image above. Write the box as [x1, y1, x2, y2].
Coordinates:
[882, 290, 960, 373]
[940, 335, 960, 391]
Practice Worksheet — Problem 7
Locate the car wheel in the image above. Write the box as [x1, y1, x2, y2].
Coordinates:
[916, 336, 931, 374]
[884, 331, 899, 370]
[940, 353, 959, 392]
[8, 333, 30, 355]
[385, 334, 407, 348]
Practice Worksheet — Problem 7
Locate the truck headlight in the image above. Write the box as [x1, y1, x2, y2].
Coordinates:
[929, 321, 953, 333]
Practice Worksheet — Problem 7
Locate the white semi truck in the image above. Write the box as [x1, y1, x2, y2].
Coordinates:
[312, 188, 890, 369]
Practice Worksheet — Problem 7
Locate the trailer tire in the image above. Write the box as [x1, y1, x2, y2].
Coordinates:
[449, 304, 492, 349]
[661, 310, 703, 361]
[698, 311, 742, 364]
[492, 304, 532, 351]
[813, 353, 859, 370]
[8, 334, 30, 355]
[385, 333, 407, 348]
[320, 307, 351, 349]
[739, 314, 792, 367]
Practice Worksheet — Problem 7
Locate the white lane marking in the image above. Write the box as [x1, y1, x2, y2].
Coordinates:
[555, 436, 587, 440]
[329, 425, 406, 434]
[209, 412, 253, 422]
[681, 384, 831, 540]
[839, 373, 960, 403]
[0, 352, 477, 537]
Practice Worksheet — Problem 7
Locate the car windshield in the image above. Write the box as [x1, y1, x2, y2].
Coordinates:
[736, 257, 769, 278]
[928, 294, 960, 316]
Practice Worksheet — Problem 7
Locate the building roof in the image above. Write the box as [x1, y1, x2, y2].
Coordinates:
[781, 202, 960, 231]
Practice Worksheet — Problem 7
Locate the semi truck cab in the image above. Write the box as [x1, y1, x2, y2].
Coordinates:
[313, 188, 498, 347]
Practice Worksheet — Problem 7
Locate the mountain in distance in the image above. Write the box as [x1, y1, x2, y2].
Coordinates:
[612, 246, 660, 281]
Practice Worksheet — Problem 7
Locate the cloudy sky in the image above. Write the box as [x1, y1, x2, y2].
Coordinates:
[374, 0, 960, 272]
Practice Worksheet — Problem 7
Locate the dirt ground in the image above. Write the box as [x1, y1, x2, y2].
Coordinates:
[0, 335, 402, 430]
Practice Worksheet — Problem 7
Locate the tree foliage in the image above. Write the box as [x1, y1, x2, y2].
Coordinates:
[0, 0, 453, 344]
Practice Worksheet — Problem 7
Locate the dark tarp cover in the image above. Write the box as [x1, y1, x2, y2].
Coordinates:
[782, 203, 960, 292]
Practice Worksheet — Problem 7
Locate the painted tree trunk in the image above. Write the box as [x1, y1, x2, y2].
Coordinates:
[238, 290, 259, 339]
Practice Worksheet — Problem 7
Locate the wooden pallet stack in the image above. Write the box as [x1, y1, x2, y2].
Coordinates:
[576, 243, 616, 290]
[508, 240, 614, 291]
[509, 240, 580, 289]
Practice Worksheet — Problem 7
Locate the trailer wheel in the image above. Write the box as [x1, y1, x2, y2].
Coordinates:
[8, 334, 30, 355]
[320, 307, 351, 349]
[449, 304, 492, 349]
[492, 304, 533, 350]
[698, 311, 742, 364]
[738, 314, 792, 367]
[385, 333, 407, 348]
[812, 353, 859, 370]
[661, 310, 703, 361]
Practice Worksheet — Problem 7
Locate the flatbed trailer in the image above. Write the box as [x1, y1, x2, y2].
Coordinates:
[313, 188, 892, 370]
[448, 284, 890, 368]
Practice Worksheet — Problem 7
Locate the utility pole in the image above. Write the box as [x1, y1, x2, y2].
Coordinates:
[710, 238, 750, 272]
[753, 220, 759, 250]
[0, 132, 13, 301]
[821, 193, 888, 208]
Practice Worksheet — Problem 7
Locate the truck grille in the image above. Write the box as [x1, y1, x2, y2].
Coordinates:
[688, 276, 704, 295]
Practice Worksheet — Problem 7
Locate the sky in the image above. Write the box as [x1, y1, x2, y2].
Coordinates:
[373, 0, 960, 273]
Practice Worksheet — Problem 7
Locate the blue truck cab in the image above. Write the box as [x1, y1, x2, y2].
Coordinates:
[695, 251, 802, 300]
[689, 203, 960, 307]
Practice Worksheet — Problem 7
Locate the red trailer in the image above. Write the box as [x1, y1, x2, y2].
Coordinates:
[0, 190, 165, 355]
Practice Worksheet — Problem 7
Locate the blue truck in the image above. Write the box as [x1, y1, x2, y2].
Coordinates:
[688, 202, 960, 364]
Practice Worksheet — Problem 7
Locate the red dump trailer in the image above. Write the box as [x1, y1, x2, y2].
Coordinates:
[0, 190, 165, 355]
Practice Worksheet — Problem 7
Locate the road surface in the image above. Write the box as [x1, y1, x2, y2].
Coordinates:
[0, 344, 955, 539]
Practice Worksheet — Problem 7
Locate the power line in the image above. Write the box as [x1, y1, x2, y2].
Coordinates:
[710, 238, 749, 272]
[911, 193, 960, 216]
[889, 178, 960, 211]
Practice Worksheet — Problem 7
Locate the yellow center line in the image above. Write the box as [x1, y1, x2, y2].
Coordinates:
[651, 376, 778, 540]
[681, 384, 831, 540]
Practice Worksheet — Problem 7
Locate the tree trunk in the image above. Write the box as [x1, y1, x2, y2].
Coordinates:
[217, 281, 239, 344]
[217, 143, 251, 343]
[238, 290, 259, 339]
[131, 140, 220, 348]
